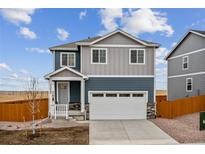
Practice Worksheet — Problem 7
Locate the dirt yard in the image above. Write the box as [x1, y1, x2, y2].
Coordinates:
[0, 126, 89, 145]
[150, 112, 205, 143]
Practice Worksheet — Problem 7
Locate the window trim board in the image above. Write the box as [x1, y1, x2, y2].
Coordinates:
[129, 48, 146, 65]
[186, 77, 193, 92]
[60, 52, 76, 68]
[182, 56, 189, 70]
[91, 48, 108, 64]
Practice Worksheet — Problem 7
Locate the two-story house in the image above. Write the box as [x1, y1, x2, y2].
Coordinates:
[166, 30, 205, 101]
[45, 29, 159, 120]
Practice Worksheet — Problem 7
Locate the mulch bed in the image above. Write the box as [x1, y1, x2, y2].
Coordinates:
[0, 126, 89, 145]
[150, 113, 205, 143]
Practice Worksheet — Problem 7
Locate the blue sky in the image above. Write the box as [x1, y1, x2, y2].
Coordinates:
[0, 8, 205, 91]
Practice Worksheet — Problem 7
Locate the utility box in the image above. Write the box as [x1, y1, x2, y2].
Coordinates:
[200, 112, 205, 131]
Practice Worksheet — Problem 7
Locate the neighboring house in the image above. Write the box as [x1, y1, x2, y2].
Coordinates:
[45, 29, 159, 120]
[166, 29, 205, 101]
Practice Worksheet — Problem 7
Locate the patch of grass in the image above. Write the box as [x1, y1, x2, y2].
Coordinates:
[0, 126, 89, 145]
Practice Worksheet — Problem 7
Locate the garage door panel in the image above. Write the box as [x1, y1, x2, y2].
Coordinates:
[89, 91, 147, 120]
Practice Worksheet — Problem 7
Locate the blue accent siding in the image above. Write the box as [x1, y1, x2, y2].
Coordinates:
[54, 49, 80, 71]
[70, 81, 80, 102]
[85, 77, 154, 103]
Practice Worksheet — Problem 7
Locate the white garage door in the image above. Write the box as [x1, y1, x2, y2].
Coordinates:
[89, 91, 147, 120]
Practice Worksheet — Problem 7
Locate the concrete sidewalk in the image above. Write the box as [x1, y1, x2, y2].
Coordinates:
[89, 120, 178, 145]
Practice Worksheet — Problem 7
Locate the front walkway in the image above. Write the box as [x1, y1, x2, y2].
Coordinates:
[89, 120, 178, 145]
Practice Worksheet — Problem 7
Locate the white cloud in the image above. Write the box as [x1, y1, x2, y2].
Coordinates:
[25, 48, 49, 53]
[79, 10, 87, 20]
[19, 69, 29, 75]
[99, 8, 174, 37]
[99, 8, 123, 34]
[56, 28, 69, 41]
[1, 8, 36, 25]
[122, 9, 174, 37]
[8, 73, 18, 79]
[0, 63, 12, 71]
[19, 27, 37, 40]
[156, 47, 169, 65]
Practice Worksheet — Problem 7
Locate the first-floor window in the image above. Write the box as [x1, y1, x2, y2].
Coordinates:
[186, 78, 193, 92]
[91, 48, 107, 64]
[61, 53, 76, 67]
[129, 49, 145, 64]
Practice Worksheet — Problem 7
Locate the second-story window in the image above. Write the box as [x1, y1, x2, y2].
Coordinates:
[182, 56, 189, 70]
[60, 53, 76, 67]
[91, 48, 107, 64]
[129, 49, 145, 64]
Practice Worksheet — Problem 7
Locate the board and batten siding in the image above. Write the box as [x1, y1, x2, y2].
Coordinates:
[85, 77, 154, 103]
[168, 74, 205, 101]
[170, 33, 205, 57]
[168, 50, 205, 76]
[81, 46, 154, 75]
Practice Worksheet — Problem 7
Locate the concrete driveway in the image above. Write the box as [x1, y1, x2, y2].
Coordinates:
[89, 120, 178, 145]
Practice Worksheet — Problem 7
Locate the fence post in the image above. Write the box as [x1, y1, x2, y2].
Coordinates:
[54, 105, 57, 119]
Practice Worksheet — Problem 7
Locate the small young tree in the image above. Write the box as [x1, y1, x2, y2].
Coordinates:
[25, 77, 42, 135]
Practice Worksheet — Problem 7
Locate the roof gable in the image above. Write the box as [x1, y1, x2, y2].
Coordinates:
[44, 66, 88, 79]
[166, 30, 205, 60]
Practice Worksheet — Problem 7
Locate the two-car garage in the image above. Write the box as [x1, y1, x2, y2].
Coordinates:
[89, 91, 148, 120]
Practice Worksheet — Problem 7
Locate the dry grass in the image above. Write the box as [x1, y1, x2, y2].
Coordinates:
[150, 113, 205, 143]
[0, 92, 48, 102]
[0, 126, 89, 145]
[156, 90, 167, 96]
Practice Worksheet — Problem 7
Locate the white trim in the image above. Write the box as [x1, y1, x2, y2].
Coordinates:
[129, 48, 146, 65]
[153, 47, 156, 103]
[45, 66, 88, 79]
[182, 56, 189, 70]
[90, 44, 145, 48]
[80, 45, 82, 73]
[168, 48, 205, 60]
[51, 77, 84, 81]
[166, 30, 205, 60]
[56, 82, 59, 103]
[87, 75, 154, 78]
[88, 90, 148, 103]
[91, 48, 108, 64]
[168, 71, 205, 79]
[186, 78, 193, 92]
[50, 48, 78, 51]
[53, 51, 55, 70]
[89, 29, 158, 47]
[60, 52, 76, 68]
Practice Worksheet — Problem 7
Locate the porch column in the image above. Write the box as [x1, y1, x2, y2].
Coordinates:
[48, 79, 52, 117]
[80, 79, 85, 112]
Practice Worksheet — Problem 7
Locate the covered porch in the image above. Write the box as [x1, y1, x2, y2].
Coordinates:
[45, 66, 88, 120]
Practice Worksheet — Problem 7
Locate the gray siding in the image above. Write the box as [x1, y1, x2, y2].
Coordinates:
[170, 33, 205, 57]
[81, 46, 154, 75]
[54, 49, 80, 71]
[51, 69, 80, 78]
[168, 51, 205, 76]
[85, 77, 154, 103]
[96, 33, 144, 45]
[168, 74, 205, 101]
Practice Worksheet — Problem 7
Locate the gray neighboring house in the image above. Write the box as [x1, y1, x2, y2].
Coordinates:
[45, 29, 159, 120]
[166, 29, 205, 101]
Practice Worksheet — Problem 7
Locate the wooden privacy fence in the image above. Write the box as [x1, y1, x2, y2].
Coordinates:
[0, 98, 48, 122]
[157, 95, 205, 118]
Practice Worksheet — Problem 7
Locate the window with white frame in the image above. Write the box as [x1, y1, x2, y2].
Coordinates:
[182, 56, 189, 70]
[129, 49, 145, 64]
[60, 53, 76, 67]
[186, 78, 193, 92]
[91, 48, 107, 64]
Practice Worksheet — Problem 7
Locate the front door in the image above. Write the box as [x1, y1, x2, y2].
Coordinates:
[58, 82, 69, 104]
